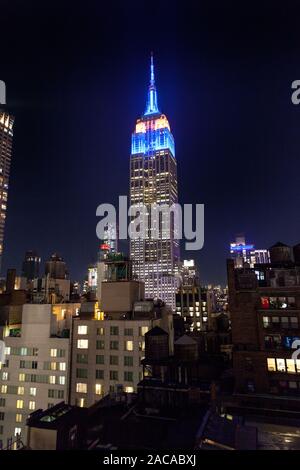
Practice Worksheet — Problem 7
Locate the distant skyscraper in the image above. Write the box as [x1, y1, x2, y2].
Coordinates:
[21, 250, 41, 281]
[230, 234, 270, 268]
[0, 90, 14, 271]
[130, 55, 179, 309]
[45, 253, 68, 280]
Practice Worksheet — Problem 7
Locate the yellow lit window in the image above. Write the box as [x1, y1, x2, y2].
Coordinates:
[16, 400, 23, 409]
[17, 387, 24, 395]
[29, 401, 35, 411]
[29, 387, 36, 396]
[1, 385, 7, 394]
[16, 413, 22, 423]
[50, 349, 57, 357]
[95, 384, 102, 395]
[125, 341, 133, 352]
[267, 358, 276, 372]
[19, 373, 25, 382]
[76, 383, 87, 393]
[50, 362, 57, 371]
[286, 359, 296, 374]
[125, 386, 134, 393]
[49, 375, 56, 384]
[77, 339, 88, 349]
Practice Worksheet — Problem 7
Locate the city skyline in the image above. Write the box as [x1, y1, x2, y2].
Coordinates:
[1, 2, 300, 285]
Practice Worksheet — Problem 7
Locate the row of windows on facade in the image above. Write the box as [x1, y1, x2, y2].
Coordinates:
[3, 347, 65, 357]
[260, 296, 297, 310]
[77, 325, 149, 336]
[75, 375, 135, 394]
[267, 357, 300, 374]
[76, 369, 136, 381]
[77, 339, 145, 351]
[263, 316, 298, 329]
[1, 372, 65, 384]
[77, 354, 135, 366]
[0, 361, 66, 371]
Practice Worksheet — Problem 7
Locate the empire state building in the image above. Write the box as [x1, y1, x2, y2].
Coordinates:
[130, 55, 179, 309]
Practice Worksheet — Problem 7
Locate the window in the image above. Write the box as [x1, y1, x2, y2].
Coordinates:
[96, 355, 104, 364]
[76, 398, 85, 408]
[78, 325, 88, 335]
[77, 339, 88, 349]
[49, 375, 56, 384]
[0, 398, 5, 407]
[139, 326, 149, 336]
[17, 387, 24, 395]
[1, 385, 7, 394]
[77, 354, 88, 364]
[96, 340, 105, 350]
[59, 376, 65, 385]
[286, 359, 296, 374]
[110, 355, 118, 365]
[96, 369, 104, 379]
[263, 316, 271, 328]
[50, 349, 57, 357]
[267, 358, 276, 372]
[29, 387, 36, 396]
[76, 383, 87, 394]
[49, 362, 57, 371]
[0, 412, 4, 421]
[57, 349, 65, 358]
[124, 328, 133, 336]
[76, 368, 88, 379]
[48, 389, 64, 399]
[124, 356, 133, 367]
[110, 371, 118, 381]
[2, 372, 8, 381]
[124, 341, 134, 351]
[14, 428, 21, 437]
[124, 371, 133, 382]
[16, 414, 22, 423]
[95, 384, 102, 395]
[29, 401, 35, 411]
[97, 327, 104, 335]
[110, 326, 119, 336]
[125, 386, 134, 393]
[139, 341, 145, 352]
[16, 400, 23, 409]
[19, 373, 25, 382]
[59, 362, 66, 371]
[110, 341, 119, 350]
[276, 358, 286, 372]
[291, 317, 299, 329]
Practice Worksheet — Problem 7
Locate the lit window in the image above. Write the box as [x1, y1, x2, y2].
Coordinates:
[276, 358, 286, 372]
[16, 414, 22, 423]
[59, 376, 65, 385]
[125, 386, 134, 393]
[17, 387, 24, 395]
[286, 359, 296, 374]
[19, 373, 25, 382]
[29, 387, 36, 396]
[50, 349, 57, 357]
[78, 325, 88, 335]
[59, 362, 66, 371]
[5, 347, 10, 355]
[77, 339, 88, 349]
[1, 385, 7, 394]
[125, 341, 134, 351]
[50, 362, 57, 371]
[78, 398, 85, 408]
[14, 427, 21, 436]
[49, 376, 56, 384]
[95, 384, 102, 395]
[267, 358, 276, 372]
[76, 383, 87, 393]
[139, 326, 149, 336]
[29, 401, 35, 411]
[2, 372, 8, 381]
[296, 360, 300, 373]
[16, 400, 23, 409]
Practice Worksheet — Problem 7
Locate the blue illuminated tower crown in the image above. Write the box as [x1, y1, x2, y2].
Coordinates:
[131, 54, 175, 157]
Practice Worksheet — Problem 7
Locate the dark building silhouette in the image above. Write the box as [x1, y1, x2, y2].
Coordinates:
[21, 250, 41, 281]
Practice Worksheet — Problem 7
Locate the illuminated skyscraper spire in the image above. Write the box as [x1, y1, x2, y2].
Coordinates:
[144, 53, 159, 115]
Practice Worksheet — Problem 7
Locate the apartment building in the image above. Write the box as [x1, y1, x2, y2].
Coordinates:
[0, 302, 79, 448]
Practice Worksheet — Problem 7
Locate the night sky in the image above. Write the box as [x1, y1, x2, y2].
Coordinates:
[1, 0, 300, 285]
